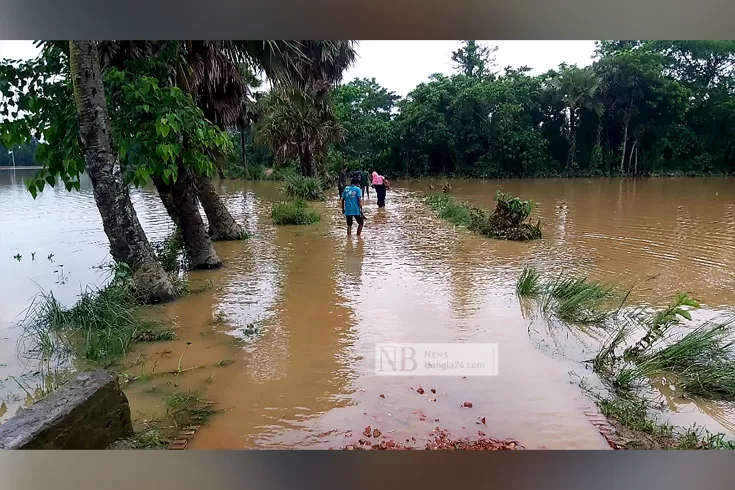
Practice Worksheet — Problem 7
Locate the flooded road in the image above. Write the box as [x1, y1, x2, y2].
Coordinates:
[2, 169, 735, 447]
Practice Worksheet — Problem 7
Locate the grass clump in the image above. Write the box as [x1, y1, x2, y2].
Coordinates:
[425, 191, 541, 241]
[599, 394, 674, 438]
[282, 175, 324, 201]
[165, 391, 217, 428]
[271, 199, 321, 225]
[516, 267, 542, 297]
[20, 278, 160, 365]
[425, 193, 472, 227]
[516, 266, 616, 324]
[590, 291, 735, 401]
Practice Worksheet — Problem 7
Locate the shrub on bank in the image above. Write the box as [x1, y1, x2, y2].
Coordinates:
[271, 199, 321, 225]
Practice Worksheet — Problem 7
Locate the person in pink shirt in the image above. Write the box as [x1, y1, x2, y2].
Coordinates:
[371, 171, 390, 208]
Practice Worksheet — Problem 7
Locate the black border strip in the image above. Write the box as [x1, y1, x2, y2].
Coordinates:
[0, 0, 734, 39]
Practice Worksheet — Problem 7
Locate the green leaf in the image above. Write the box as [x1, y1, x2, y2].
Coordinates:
[28, 184, 37, 199]
[143, 104, 150, 113]
[45, 175, 55, 186]
[679, 309, 692, 321]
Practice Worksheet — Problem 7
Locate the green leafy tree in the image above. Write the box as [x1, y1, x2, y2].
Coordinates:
[333, 78, 399, 170]
[451, 41, 498, 78]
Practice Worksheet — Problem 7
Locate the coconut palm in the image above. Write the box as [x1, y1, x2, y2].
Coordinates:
[551, 66, 601, 172]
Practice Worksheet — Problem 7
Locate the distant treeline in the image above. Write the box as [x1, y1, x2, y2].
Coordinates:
[326, 41, 735, 178]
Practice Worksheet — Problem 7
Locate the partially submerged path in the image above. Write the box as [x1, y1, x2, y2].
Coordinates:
[124, 182, 611, 449]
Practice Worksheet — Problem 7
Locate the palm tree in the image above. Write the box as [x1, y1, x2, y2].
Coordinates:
[67, 41, 176, 302]
[256, 88, 345, 176]
[255, 41, 357, 177]
[551, 66, 601, 172]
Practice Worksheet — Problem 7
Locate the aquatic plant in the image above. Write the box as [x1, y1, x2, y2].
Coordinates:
[281, 174, 325, 201]
[516, 267, 542, 297]
[19, 274, 165, 365]
[165, 391, 217, 428]
[516, 267, 615, 324]
[623, 293, 701, 359]
[271, 199, 321, 225]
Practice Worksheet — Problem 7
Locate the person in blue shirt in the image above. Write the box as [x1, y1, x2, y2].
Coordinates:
[341, 176, 364, 237]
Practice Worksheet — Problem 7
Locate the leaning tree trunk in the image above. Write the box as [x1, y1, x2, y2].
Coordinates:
[156, 182, 181, 228]
[194, 173, 247, 241]
[68, 40, 176, 304]
[153, 168, 222, 270]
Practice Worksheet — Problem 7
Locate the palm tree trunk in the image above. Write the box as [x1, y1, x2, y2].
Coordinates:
[69, 40, 176, 304]
[153, 169, 222, 270]
[299, 147, 315, 177]
[194, 173, 247, 241]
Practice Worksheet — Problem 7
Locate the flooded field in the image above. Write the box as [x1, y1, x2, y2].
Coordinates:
[2, 169, 735, 448]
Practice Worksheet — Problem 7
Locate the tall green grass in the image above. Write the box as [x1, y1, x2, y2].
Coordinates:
[20, 280, 159, 365]
[425, 193, 473, 227]
[271, 199, 321, 225]
[516, 267, 615, 324]
[516, 267, 542, 297]
[282, 175, 324, 201]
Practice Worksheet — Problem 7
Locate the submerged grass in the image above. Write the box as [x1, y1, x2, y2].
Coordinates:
[516, 267, 616, 324]
[516, 267, 542, 297]
[588, 289, 735, 401]
[19, 277, 165, 366]
[165, 391, 217, 428]
[281, 175, 324, 201]
[271, 199, 321, 225]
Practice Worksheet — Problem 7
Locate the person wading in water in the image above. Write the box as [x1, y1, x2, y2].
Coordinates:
[341, 176, 364, 237]
[361, 169, 370, 199]
[372, 171, 390, 208]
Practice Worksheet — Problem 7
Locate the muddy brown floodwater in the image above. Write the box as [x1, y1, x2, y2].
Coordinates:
[1, 170, 735, 447]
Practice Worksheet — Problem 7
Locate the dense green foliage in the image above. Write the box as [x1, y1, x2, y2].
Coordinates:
[332, 41, 735, 178]
[0, 43, 232, 195]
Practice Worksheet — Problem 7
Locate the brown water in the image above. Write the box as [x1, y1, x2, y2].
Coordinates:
[2, 170, 735, 447]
